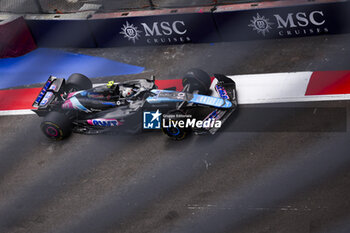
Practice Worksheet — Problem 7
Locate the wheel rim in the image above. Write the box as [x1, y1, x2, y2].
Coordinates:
[167, 127, 180, 136]
[46, 126, 58, 137]
[41, 122, 63, 139]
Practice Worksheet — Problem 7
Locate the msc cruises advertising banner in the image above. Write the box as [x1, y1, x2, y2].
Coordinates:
[89, 13, 220, 47]
[214, 1, 350, 41]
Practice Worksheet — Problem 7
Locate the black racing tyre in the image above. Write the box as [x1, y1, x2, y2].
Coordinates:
[41, 111, 72, 140]
[66, 73, 92, 91]
[161, 110, 191, 140]
[161, 121, 189, 141]
[182, 68, 211, 95]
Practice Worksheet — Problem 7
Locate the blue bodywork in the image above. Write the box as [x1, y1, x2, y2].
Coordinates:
[146, 90, 232, 108]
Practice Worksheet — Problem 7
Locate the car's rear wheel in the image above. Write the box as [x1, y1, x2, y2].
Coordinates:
[41, 111, 72, 140]
[182, 68, 211, 95]
[66, 73, 92, 91]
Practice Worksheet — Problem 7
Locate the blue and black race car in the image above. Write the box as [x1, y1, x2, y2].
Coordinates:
[32, 69, 238, 140]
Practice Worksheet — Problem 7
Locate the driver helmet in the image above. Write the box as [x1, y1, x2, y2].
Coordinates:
[121, 87, 134, 97]
[107, 80, 115, 88]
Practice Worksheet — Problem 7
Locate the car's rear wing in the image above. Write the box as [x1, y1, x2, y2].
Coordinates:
[32, 76, 65, 108]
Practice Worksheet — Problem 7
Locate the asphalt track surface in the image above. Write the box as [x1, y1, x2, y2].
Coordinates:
[1, 34, 350, 233]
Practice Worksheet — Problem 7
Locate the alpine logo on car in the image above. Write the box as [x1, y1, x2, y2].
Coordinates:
[87, 119, 121, 127]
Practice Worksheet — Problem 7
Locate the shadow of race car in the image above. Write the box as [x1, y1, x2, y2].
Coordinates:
[32, 69, 238, 140]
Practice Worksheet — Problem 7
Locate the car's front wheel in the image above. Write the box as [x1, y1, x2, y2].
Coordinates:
[161, 122, 190, 140]
[161, 110, 191, 140]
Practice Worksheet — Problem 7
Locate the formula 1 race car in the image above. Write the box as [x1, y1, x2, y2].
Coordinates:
[32, 69, 238, 140]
